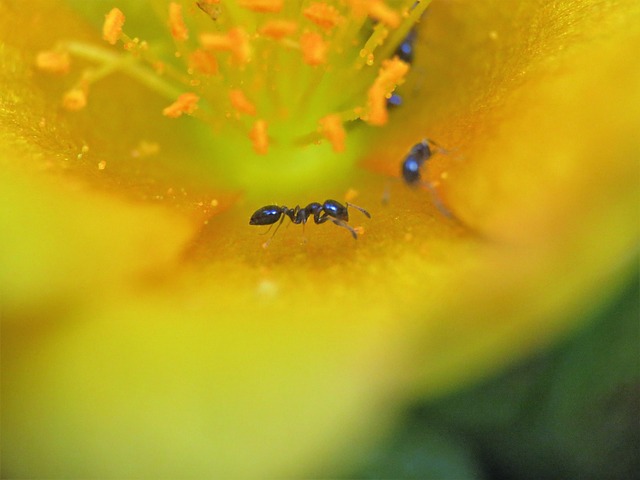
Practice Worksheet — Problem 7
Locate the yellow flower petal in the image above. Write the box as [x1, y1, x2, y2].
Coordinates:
[1, 0, 638, 478]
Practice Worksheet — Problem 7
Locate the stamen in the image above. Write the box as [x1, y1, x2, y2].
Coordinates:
[228, 28, 252, 65]
[366, 1, 401, 28]
[40, 0, 435, 193]
[303, 3, 344, 32]
[62, 84, 88, 111]
[188, 49, 219, 76]
[238, 0, 284, 13]
[199, 32, 234, 51]
[162, 92, 200, 118]
[35, 50, 71, 74]
[229, 89, 257, 116]
[300, 32, 327, 66]
[200, 28, 252, 65]
[258, 20, 298, 40]
[250, 120, 269, 155]
[102, 8, 125, 46]
[168, 2, 189, 42]
[366, 57, 410, 125]
[319, 114, 346, 153]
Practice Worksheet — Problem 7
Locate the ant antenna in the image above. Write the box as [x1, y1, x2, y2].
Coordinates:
[346, 202, 372, 219]
[260, 215, 286, 248]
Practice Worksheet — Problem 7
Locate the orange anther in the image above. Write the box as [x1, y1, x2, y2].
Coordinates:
[201, 29, 251, 65]
[259, 20, 298, 40]
[348, 0, 399, 27]
[189, 49, 219, 75]
[199, 32, 233, 51]
[168, 2, 189, 42]
[229, 89, 257, 116]
[62, 86, 88, 111]
[303, 3, 344, 31]
[319, 114, 346, 153]
[162, 92, 200, 118]
[102, 8, 125, 45]
[300, 32, 327, 66]
[367, 1, 400, 28]
[35, 50, 70, 74]
[250, 120, 269, 155]
[366, 57, 409, 125]
[238, 0, 283, 13]
[228, 28, 252, 64]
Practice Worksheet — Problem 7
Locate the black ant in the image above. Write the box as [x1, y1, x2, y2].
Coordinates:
[387, 29, 417, 109]
[401, 138, 451, 185]
[395, 28, 417, 64]
[249, 199, 371, 240]
[400, 139, 456, 219]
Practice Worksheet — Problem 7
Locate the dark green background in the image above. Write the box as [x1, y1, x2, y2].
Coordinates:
[346, 272, 639, 479]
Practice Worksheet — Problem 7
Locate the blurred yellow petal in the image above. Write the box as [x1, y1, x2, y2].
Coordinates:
[1, 0, 638, 478]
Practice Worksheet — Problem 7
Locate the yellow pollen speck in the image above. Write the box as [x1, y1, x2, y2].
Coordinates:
[97, 160, 107, 170]
[238, 0, 283, 13]
[62, 86, 88, 111]
[366, 57, 409, 125]
[162, 92, 199, 118]
[188, 49, 219, 75]
[229, 89, 257, 116]
[300, 32, 327, 66]
[318, 114, 346, 153]
[210, 199, 219, 207]
[168, 2, 189, 42]
[259, 20, 298, 39]
[353, 225, 365, 236]
[35, 50, 70, 74]
[102, 7, 125, 45]
[303, 3, 344, 31]
[249, 120, 269, 155]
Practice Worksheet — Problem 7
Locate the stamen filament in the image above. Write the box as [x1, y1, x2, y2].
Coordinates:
[64, 41, 184, 101]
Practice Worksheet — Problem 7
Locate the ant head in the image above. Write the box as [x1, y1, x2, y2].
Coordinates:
[323, 199, 349, 221]
[409, 139, 432, 159]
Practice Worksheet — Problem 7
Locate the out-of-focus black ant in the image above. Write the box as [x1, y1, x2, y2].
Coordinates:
[249, 199, 371, 241]
[401, 138, 452, 185]
[400, 139, 456, 219]
[387, 29, 417, 109]
[395, 28, 417, 64]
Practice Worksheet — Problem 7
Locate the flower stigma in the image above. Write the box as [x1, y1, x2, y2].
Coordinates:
[36, 0, 432, 196]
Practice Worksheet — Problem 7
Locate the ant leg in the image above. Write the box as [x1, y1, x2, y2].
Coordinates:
[258, 221, 278, 236]
[346, 202, 371, 218]
[381, 180, 392, 205]
[421, 178, 461, 222]
[262, 215, 286, 247]
[330, 219, 359, 239]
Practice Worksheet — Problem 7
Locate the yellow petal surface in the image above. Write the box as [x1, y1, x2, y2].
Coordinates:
[2, 0, 639, 477]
